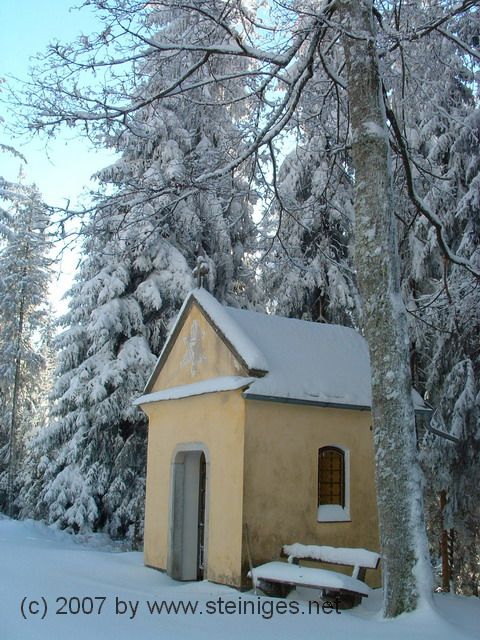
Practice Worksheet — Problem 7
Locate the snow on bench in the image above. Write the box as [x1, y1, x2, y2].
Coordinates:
[249, 561, 370, 597]
[283, 543, 380, 579]
[248, 543, 381, 603]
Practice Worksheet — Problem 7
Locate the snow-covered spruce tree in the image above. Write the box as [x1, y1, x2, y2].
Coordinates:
[260, 50, 360, 325]
[95, 0, 258, 304]
[0, 180, 52, 516]
[422, 106, 480, 593]
[382, 5, 480, 593]
[385, 0, 478, 385]
[19, 219, 194, 542]
[19, 1, 257, 544]
[417, 107, 480, 592]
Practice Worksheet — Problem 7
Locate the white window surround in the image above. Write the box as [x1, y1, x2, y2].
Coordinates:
[317, 446, 351, 523]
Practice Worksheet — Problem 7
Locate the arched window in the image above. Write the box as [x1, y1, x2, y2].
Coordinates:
[317, 446, 350, 522]
[318, 446, 345, 507]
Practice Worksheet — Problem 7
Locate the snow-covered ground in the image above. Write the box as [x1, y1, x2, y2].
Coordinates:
[0, 516, 478, 640]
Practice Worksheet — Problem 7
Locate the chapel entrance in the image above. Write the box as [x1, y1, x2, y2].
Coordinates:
[170, 449, 207, 581]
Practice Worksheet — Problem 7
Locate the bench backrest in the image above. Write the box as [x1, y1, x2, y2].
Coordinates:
[282, 543, 381, 578]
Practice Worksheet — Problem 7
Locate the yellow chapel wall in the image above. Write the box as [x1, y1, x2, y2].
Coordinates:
[242, 400, 381, 588]
[142, 300, 248, 586]
[142, 390, 246, 587]
[150, 303, 247, 393]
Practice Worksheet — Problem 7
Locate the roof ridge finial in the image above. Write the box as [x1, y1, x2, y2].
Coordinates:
[193, 245, 209, 289]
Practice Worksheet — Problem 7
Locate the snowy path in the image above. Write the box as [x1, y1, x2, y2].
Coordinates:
[0, 517, 478, 640]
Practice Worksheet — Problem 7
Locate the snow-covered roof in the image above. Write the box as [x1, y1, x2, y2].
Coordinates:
[142, 289, 430, 412]
[228, 304, 373, 409]
[189, 288, 268, 372]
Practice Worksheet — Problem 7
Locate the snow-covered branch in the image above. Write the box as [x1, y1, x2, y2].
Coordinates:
[385, 101, 480, 280]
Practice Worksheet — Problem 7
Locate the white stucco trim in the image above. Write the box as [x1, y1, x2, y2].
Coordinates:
[134, 376, 255, 405]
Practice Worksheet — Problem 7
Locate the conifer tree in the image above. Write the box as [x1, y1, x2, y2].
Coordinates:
[0, 180, 52, 515]
[385, 7, 480, 593]
[260, 51, 360, 325]
[19, 1, 258, 543]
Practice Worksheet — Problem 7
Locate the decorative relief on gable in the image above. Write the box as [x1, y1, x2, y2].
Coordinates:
[180, 320, 207, 377]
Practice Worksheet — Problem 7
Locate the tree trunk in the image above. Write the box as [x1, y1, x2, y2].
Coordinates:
[439, 491, 451, 592]
[337, 0, 432, 616]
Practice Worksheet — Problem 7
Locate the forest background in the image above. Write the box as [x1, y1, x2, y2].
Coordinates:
[0, 0, 478, 618]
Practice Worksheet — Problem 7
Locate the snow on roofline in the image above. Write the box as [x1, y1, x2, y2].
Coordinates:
[241, 390, 431, 414]
[135, 376, 256, 405]
[191, 289, 268, 373]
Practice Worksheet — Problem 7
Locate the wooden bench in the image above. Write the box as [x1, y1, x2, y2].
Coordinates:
[248, 543, 381, 608]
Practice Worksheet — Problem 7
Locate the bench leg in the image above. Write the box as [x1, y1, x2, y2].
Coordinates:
[257, 579, 293, 598]
[322, 590, 362, 609]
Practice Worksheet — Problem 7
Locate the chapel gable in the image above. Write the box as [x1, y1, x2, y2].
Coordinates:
[148, 300, 247, 393]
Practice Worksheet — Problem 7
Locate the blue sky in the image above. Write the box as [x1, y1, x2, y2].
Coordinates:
[0, 0, 115, 207]
[0, 0, 119, 312]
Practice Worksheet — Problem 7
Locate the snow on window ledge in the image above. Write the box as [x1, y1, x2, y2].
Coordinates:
[317, 504, 351, 523]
